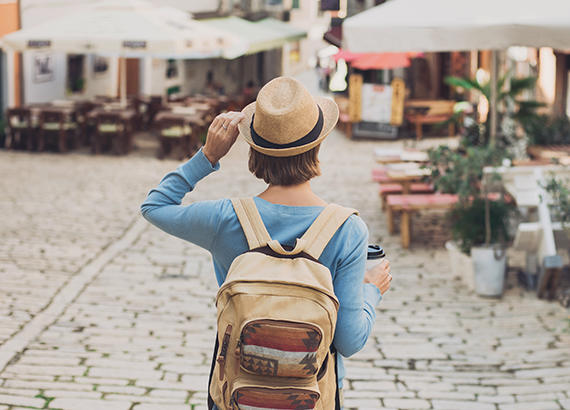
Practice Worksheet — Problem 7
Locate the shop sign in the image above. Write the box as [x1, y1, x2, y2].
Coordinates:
[123, 40, 147, 49]
[349, 73, 363, 122]
[27, 40, 51, 49]
[390, 77, 405, 126]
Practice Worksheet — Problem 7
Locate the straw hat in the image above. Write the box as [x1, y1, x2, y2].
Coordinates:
[238, 76, 339, 157]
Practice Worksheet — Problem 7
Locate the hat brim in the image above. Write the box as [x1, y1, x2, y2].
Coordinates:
[238, 96, 339, 157]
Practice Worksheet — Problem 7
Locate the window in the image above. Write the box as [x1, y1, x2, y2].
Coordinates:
[166, 59, 178, 79]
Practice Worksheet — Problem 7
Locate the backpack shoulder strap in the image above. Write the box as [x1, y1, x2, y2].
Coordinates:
[301, 204, 358, 260]
[231, 198, 272, 250]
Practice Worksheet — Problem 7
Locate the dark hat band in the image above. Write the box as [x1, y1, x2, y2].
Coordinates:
[250, 106, 324, 150]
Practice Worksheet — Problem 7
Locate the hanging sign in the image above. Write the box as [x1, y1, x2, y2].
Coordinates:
[27, 40, 51, 49]
[349, 73, 362, 122]
[390, 77, 405, 126]
[123, 40, 147, 49]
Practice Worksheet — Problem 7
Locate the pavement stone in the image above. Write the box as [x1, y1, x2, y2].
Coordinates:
[0, 71, 569, 410]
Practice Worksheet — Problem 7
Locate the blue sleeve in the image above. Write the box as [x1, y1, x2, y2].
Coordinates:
[140, 148, 223, 251]
[332, 216, 382, 357]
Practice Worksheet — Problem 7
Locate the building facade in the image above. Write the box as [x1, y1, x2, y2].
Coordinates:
[3, 0, 326, 105]
[0, 0, 21, 111]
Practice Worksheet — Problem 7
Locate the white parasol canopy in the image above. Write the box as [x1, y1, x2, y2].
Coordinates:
[0, 0, 245, 59]
[0, 0, 246, 105]
[343, 0, 570, 53]
[343, 0, 570, 140]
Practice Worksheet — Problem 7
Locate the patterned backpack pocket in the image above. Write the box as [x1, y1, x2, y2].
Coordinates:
[239, 320, 323, 378]
[231, 383, 320, 410]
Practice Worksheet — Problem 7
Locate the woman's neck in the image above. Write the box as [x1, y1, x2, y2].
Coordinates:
[258, 182, 327, 207]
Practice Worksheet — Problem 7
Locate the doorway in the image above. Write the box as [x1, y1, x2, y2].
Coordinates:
[117, 58, 141, 97]
[67, 55, 85, 93]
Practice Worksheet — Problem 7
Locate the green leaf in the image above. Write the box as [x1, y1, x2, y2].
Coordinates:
[445, 76, 485, 94]
[509, 76, 537, 96]
[497, 71, 511, 91]
[516, 100, 546, 109]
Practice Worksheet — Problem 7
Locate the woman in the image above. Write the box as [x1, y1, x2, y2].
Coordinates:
[141, 76, 391, 407]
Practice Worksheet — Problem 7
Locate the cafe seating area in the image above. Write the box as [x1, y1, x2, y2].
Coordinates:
[3, 92, 247, 160]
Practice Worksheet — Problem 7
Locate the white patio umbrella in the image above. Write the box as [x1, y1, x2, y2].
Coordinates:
[343, 0, 570, 141]
[1, 0, 246, 105]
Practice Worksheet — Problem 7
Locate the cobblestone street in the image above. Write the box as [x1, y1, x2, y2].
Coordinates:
[1, 111, 569, 408]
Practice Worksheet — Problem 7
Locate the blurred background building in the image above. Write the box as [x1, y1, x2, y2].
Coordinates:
[0, 0, 332, 107]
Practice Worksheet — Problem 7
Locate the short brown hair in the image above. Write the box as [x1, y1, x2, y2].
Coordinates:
[248, 145, 321, 186]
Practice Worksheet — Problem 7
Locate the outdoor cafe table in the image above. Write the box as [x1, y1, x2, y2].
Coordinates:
[154, 111, 206, 127]
[386, 167, 431, 194]
[375, 148, 429, 164]
[88, 107, 137, 123]
[28, 102, 79, 121]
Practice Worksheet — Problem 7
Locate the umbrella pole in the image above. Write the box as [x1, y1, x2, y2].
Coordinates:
[6, 51, 16, 108]
[121, 57, 127, 107]
[489, 49, 499, 145]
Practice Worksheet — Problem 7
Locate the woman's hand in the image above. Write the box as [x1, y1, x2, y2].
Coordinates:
[202, 111, 246, 165]
[364, 259, 392, 295]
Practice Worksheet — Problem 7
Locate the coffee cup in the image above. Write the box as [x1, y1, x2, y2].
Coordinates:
[366, 244, 385, 271]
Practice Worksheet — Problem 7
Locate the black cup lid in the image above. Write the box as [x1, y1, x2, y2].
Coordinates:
[367, 244, 385, 260]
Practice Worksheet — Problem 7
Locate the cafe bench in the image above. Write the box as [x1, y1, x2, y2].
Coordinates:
[379, 183, 434, 210]
[386, 193, 458, 248]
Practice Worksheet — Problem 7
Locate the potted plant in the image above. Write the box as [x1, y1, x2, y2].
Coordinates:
[542, 175, 570, 238]
[427, 144, 515, 296]
[445, 72, 543, 146]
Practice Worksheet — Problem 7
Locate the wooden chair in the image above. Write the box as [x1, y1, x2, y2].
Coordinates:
[6, 107, 35, 150]
[405, 100, 456, 140]
[131, 97, 150, 131]
[147, 96, 164, 127]
[37, 109, 78, 153]
[75, 101, 97, 146]
[92, 112, 128, 155]
[156, 117, 193, 160]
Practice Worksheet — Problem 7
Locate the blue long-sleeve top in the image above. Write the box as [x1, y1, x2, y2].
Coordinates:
[140, 148, 381, 388]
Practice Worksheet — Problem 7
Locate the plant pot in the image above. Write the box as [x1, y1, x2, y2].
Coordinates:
[471, 245, 507, 297]
[445, 241, 474, 290]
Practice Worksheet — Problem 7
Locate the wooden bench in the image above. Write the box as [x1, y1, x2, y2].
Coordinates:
[527, 145, 570, 166]
[405, 99, 456, 140]
[386, 194, 458, 248]
[379, 183, 434, 210]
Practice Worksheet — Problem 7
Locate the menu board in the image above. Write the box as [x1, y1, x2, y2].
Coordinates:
[360, 83, 393, 123]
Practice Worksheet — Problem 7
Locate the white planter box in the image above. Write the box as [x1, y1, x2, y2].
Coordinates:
[445, 240, 475, 291]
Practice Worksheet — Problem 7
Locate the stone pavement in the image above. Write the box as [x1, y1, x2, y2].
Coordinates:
[1, 117, 569, 409]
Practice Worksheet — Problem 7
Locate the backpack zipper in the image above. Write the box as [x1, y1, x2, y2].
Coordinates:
[217, 324, 232, 381]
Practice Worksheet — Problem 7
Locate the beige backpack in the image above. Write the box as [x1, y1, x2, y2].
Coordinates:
[208, 198, 357, 410]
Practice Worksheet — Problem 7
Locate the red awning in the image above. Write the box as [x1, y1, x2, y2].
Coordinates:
[351, 52, 411, 69]
[332, 48, 361, 63]
[334, 49, 423, 69]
